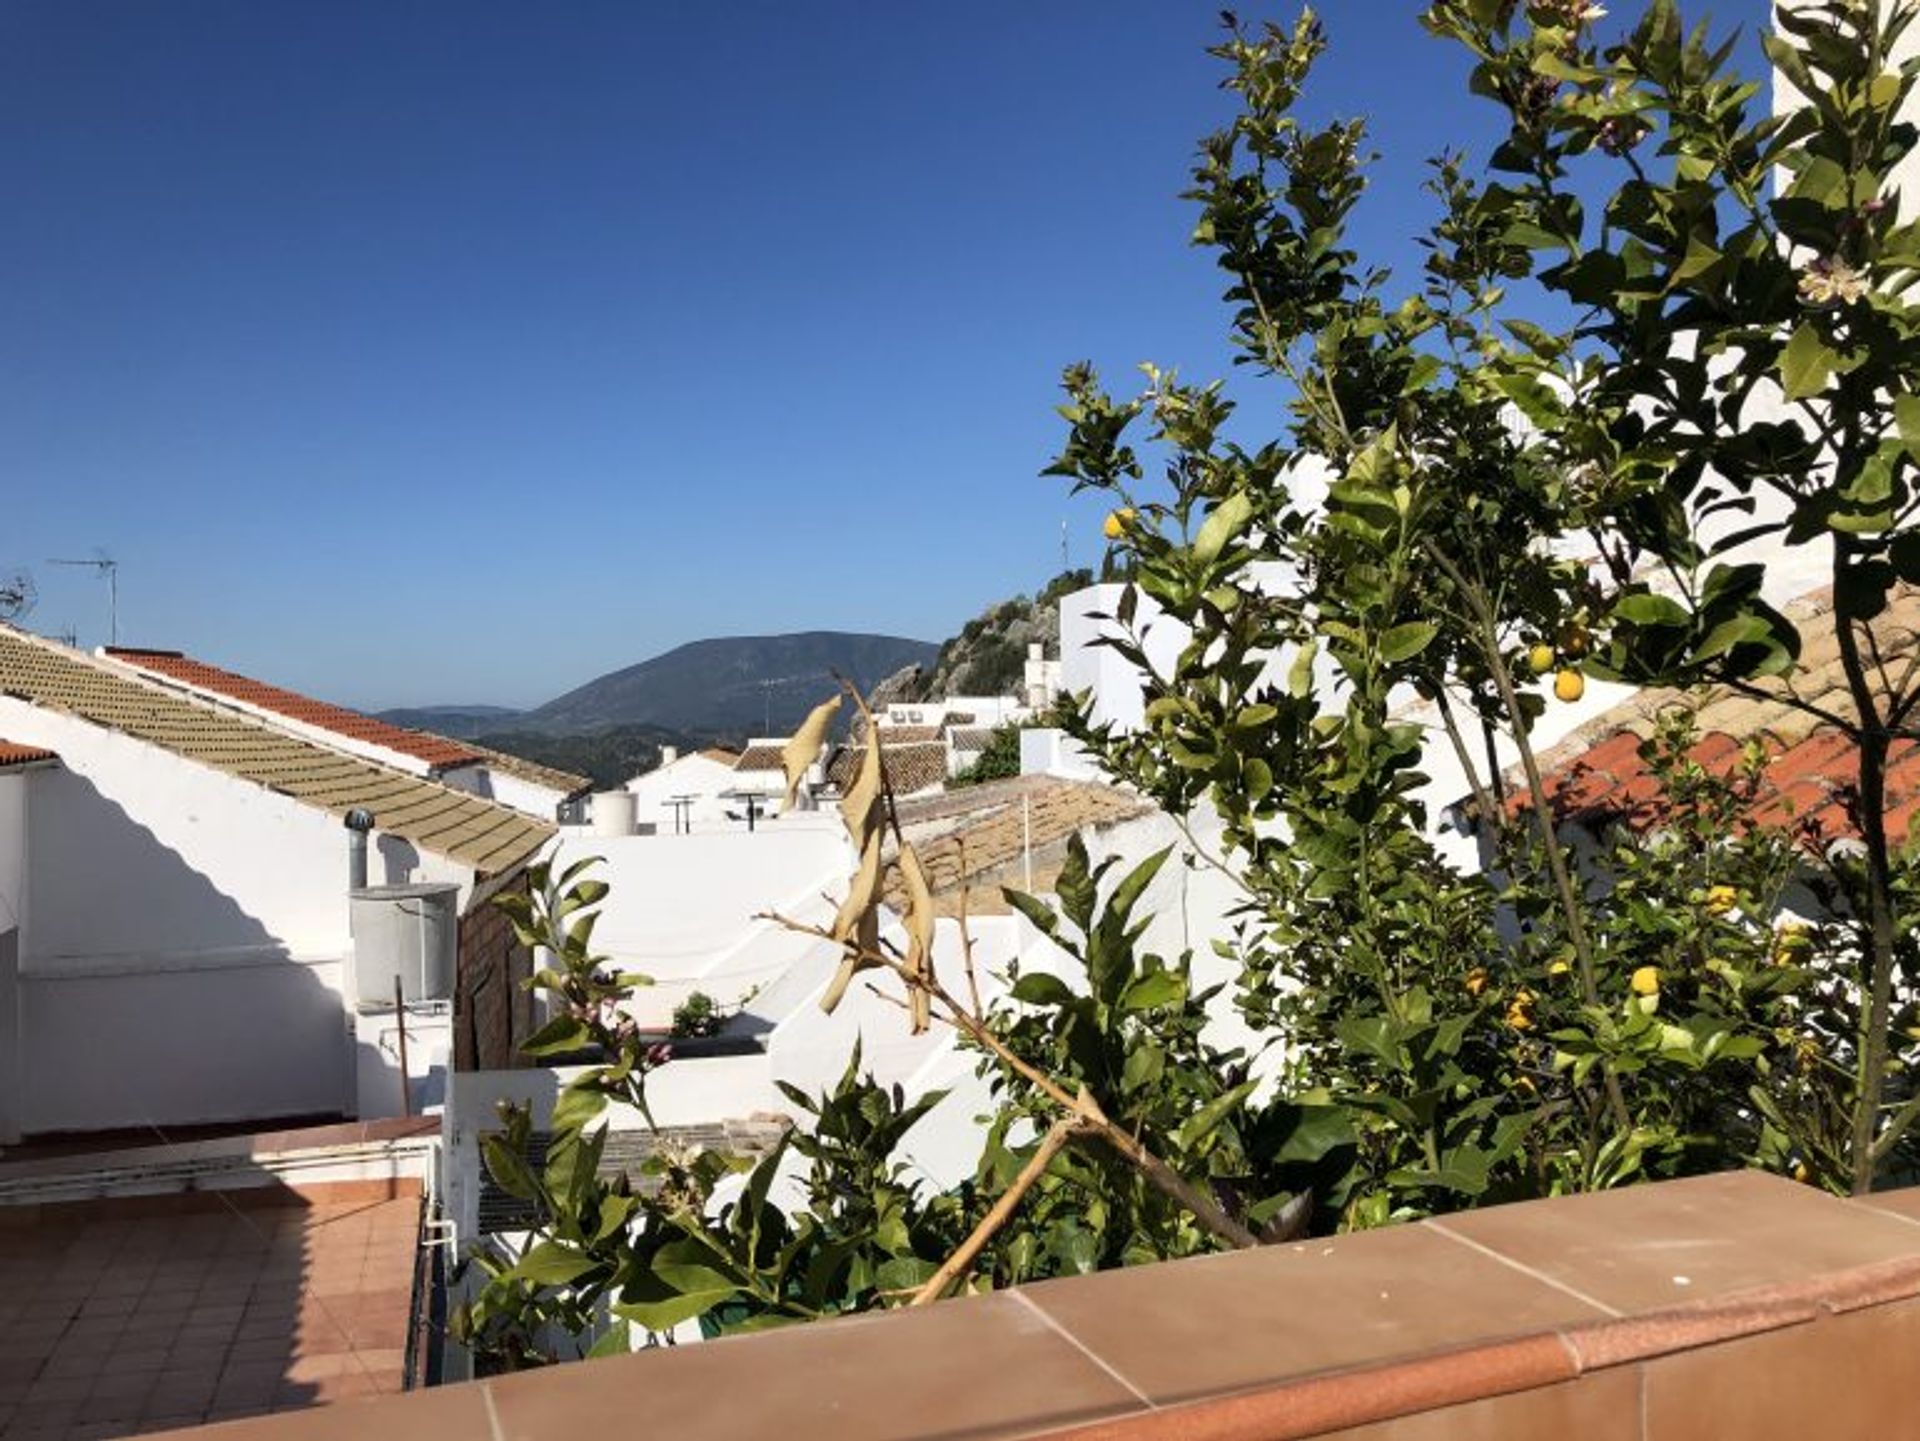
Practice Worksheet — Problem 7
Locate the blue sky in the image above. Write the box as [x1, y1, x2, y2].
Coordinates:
[0, 2, 1768, 710]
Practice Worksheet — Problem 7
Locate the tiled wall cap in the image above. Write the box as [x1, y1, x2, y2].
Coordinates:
[138, 1174, 1920, 1441]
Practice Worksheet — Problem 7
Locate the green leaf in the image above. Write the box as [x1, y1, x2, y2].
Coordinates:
[521, 1014, 593, 1058]
[1174, 1079, 1258, 1152]
[1002, 887, 1060, 937]
[1379, 621, 1438, 664]
[1010, 972, 1076, 1007]
[1118, 970, 1186, 1012]
[1193, 490, 1254, 564]
[1779, 324, 1836, 401]
[1106, 846, 1172, 925]
[511, 1241, 598, 1288]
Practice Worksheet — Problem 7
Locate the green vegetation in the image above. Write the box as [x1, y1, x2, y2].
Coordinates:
[478, 725, 695, 791]
[950, 723, 1022, 787]
[451, 1, 1920, 1368]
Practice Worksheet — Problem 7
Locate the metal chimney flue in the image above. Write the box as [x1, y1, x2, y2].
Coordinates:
[344, 807, 376, 891]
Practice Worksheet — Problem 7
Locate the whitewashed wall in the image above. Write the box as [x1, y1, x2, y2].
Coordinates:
[625, 752, 740, 833]
[0, 699, 473, 1134]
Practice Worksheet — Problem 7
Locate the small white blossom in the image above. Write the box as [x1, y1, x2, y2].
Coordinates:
[1798, 257, 1868, 307]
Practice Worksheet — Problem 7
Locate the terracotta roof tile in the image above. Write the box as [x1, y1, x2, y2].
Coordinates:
[882, 775, 1156, 916]
[0, 739, 55, 769]
[105, 648, 591, 799]
[1, 629, 553, 874]
[734, 744, 786, 773]
[108, 647, 484, 769]
[1514, 586, 1920, 852]
[456, 740, 593, 800]
[827, 740, 948, 797]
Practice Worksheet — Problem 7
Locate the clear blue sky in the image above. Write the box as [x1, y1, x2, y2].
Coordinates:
[0, 2, 1768, 710]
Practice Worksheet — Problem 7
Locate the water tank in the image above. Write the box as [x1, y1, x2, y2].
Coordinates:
[592, 789, 638, 837]
[350, 882, 460, 1008]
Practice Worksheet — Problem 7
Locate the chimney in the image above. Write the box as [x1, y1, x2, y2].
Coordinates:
[660, 745, 679, 767]
[344, 808, 376, 892]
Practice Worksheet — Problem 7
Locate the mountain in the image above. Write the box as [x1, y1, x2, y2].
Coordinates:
[513, 632, 940, 739]
[374, 704, 521, 738]
[471, 723, 701, 790]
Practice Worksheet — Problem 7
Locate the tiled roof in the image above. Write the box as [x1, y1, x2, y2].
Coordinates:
[699, 747, 739, 765]
[827, 740, 949, 798]
[883, 774, 1155, 916]
[948, 726, 999, 750]
[869, 724, 943, 745]
[106, 647, 485, 771]
[0, 739, 56, 770]
[734, 744, 787, 773]
[456, 741, 593, 800]
[1518, 586, 1920, 850]
[0, 628, 554, 874]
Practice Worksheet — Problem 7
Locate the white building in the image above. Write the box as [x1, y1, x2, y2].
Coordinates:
[623, 745, 743, 833]
[103, 645, 594, 823]
[0, 626, 555, 1144]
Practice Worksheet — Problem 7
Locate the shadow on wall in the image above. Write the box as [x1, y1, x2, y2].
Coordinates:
[28, 766, 282, 958]
[0, 1174, 422, 1431]
[16, 769, 354, 1136]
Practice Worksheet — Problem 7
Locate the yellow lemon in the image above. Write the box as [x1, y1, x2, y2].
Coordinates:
[1704, 884, 1737, 917]
[1630, 966, 1660, 996]
[1772, 922, 1813, 965]
[1527, 643, 1556, 675]
[1103, 507, 1136, 541]
[1547, 958, 1572, 977]
[1505, 987, 1538, 1031]
[1791, 1161, 1811, 1184]
[1464, 966, 1489, 998]
[1553, 667, 1585, 703]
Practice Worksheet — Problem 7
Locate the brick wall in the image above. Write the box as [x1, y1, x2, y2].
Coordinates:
[455, 869, 534, 1072]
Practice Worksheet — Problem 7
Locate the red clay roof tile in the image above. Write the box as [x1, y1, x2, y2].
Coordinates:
[107, 648, 483, 771]
[0, 739, 56, 769]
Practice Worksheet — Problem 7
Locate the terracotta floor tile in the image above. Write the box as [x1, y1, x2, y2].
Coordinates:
[1022, 1222, 1606, 1407]
[1436, 1170, 1920, 1315]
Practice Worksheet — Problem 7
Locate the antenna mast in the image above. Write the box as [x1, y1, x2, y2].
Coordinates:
[49, 555, 118, 645]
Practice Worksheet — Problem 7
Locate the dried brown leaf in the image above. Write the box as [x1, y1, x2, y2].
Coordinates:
[783, 695, 842, 807]
[839, 729, 884, 844]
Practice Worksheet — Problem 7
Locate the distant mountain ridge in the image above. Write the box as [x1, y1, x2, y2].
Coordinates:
[379, 632, 938, 743]
[374, 704, 522, 738]
[520, 631, 938, 738]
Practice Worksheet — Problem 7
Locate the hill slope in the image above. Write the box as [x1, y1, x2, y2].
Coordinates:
[518, 631, 939, 738]
[374, 704, 521, 738]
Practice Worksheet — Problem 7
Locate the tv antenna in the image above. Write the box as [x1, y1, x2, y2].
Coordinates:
[49, 553, 118, 645]
[757, 673, 818, 734]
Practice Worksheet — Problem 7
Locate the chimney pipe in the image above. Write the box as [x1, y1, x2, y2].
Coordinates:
[344, 808, 376, 891]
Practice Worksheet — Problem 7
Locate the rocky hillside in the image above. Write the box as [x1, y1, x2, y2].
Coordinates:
[880, 569, 1089, 704]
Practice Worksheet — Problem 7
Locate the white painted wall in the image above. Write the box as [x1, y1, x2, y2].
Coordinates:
[0, 698, 475, 1134]
[0, 771, 26, 936]
[625, 751, 741, 833]
[546, 819, 851, 1025]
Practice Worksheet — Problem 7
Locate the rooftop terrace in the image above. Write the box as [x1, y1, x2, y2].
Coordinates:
[97, 1168, 1920, 1441]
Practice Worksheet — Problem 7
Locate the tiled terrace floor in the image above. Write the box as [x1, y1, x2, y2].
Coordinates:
[0, 1192, 418, 1440]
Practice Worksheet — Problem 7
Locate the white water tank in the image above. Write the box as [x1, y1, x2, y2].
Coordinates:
[350, 882, 459, 1008]
[592, 789, 638, 837]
